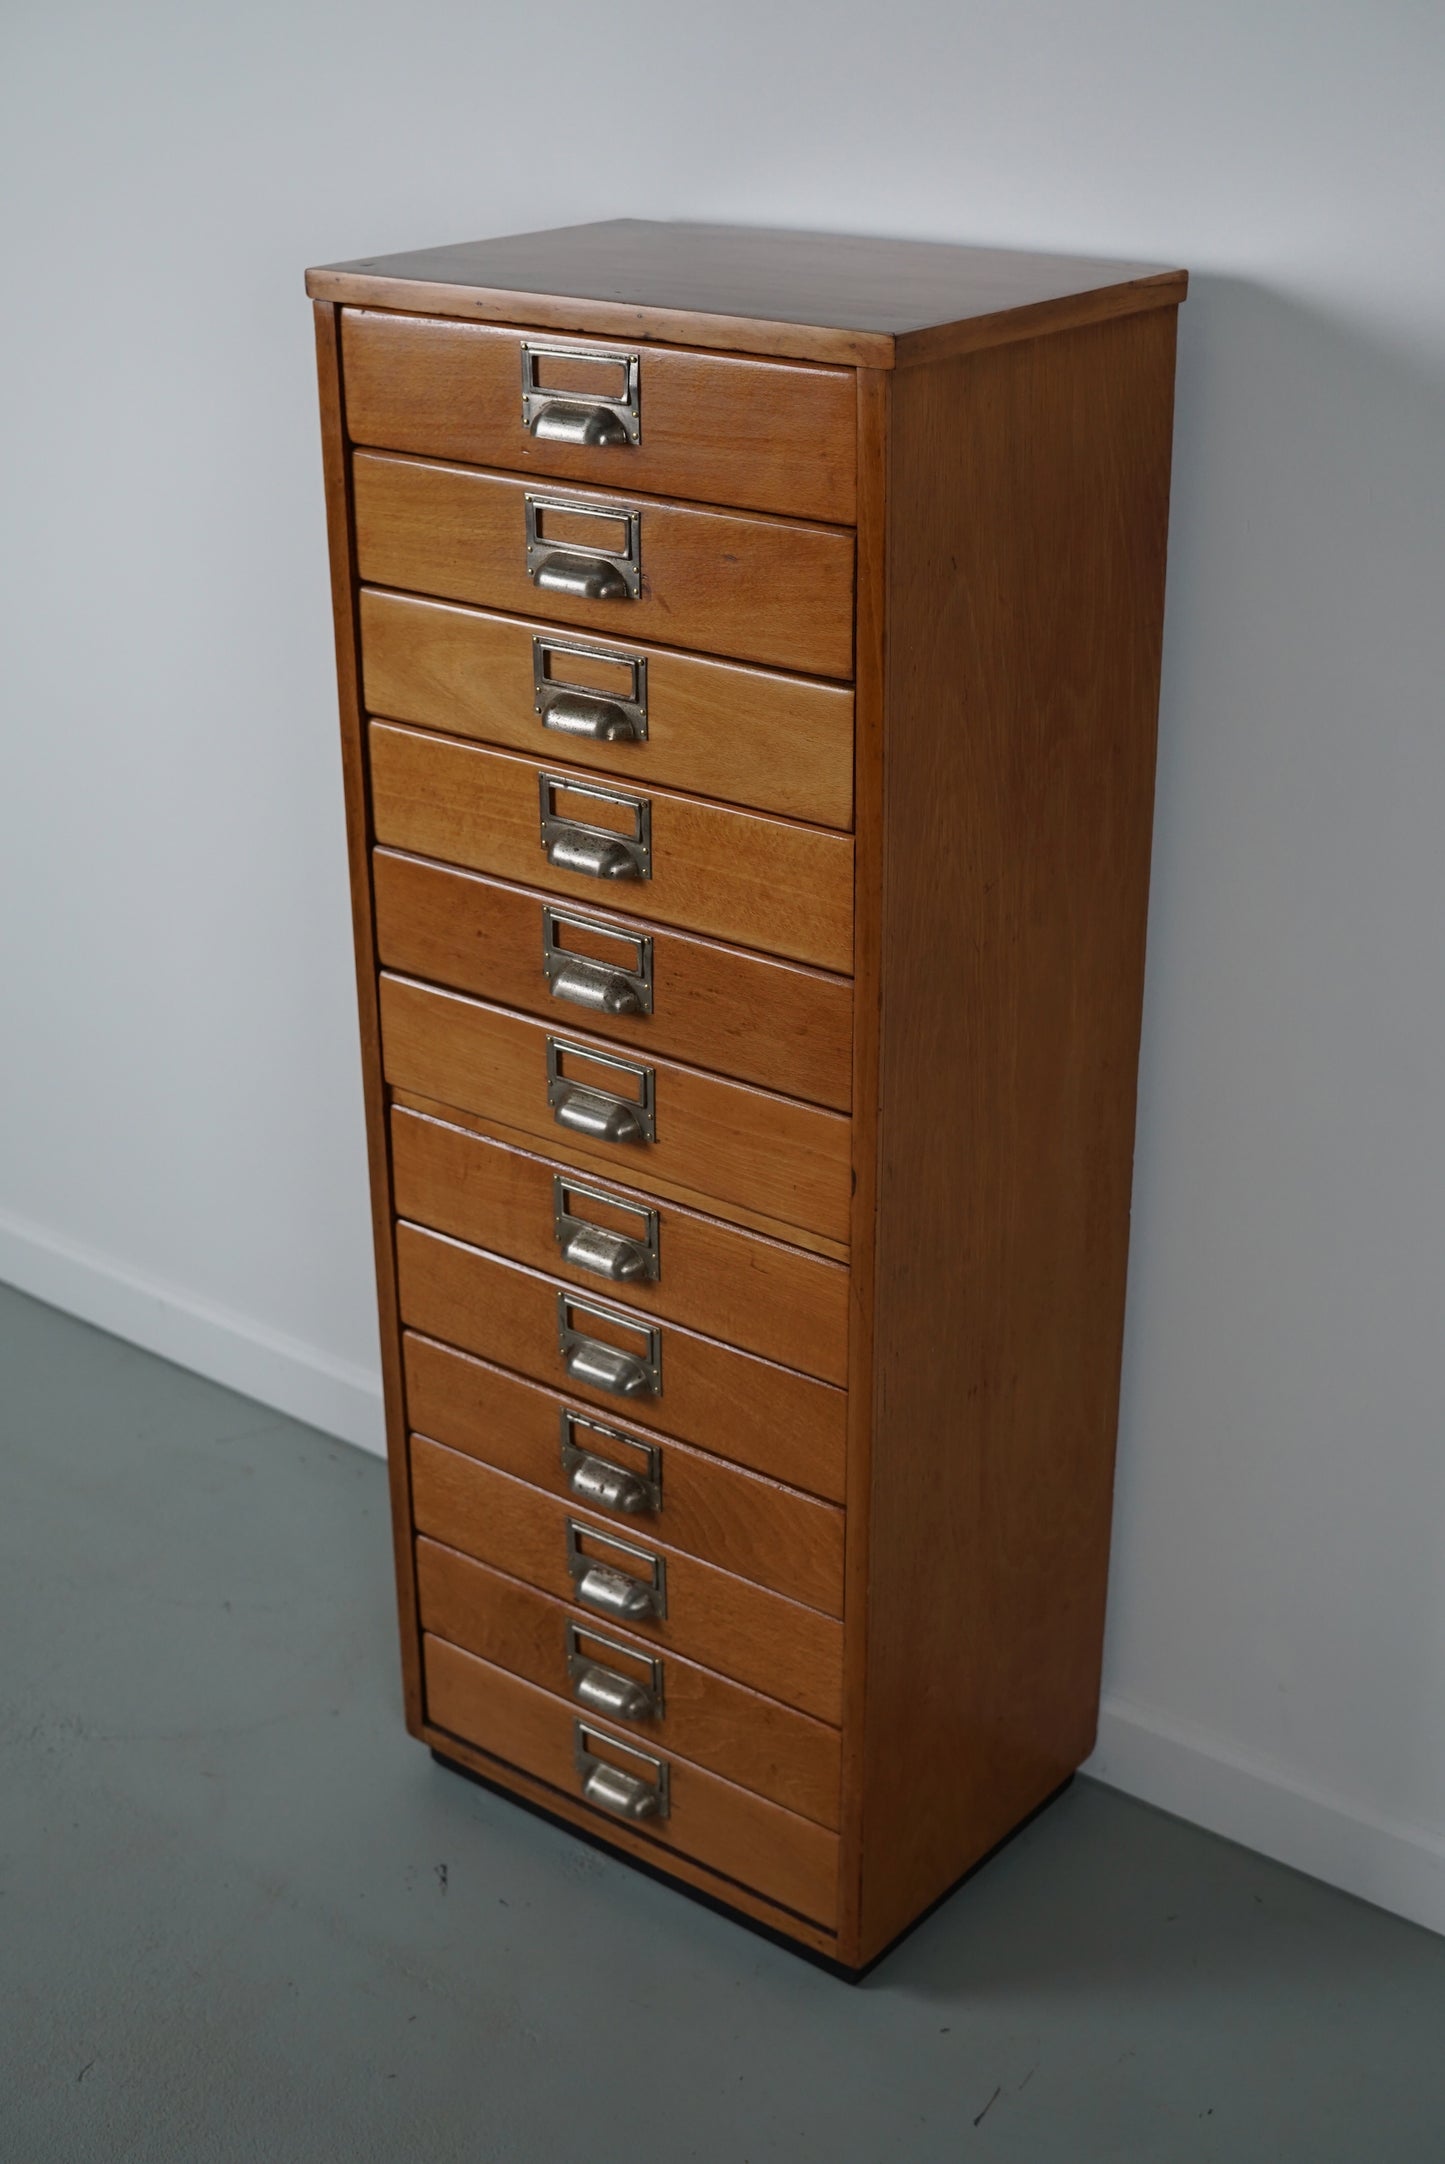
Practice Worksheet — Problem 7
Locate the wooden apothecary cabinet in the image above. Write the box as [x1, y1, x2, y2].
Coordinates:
[307, 220, 1185, 1972]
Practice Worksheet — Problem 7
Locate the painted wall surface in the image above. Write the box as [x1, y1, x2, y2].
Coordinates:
[2, 1, 1442, 1930]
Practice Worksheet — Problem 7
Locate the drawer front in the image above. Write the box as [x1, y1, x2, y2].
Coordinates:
[341, 311, 857, 527]
[395, 1221, 845, 1511]
[369, 720, 854, 973]
[411, 1437, 843, 1724]
[352, 452, 855, 680]
[416, 1538, 841, 1828]
[423, 1633, 839, 1926]
[373, 850, 852, 1111]
[360, 590, 854, 830]
[379, 974, 853, 1245]
[404, 1333, 844, 1610]
[391, 1109, 848, 1386]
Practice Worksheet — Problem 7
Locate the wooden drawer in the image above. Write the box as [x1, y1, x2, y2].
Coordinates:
[416, 1538, 841, 1827]
[352, 452, 855, 680]
[424, 1633, 838, 1925]
[391, 1108, 849, 1385]
[411, 1438, 843, 1723]
[395, 1221, 845, 1510]
[404, 1331, 844, 1609]
[369, 720, 854, 973]
[360, 590, 854, 830]
[373, 850, 852, 1110]
[341, 311, 856, 526]
[379, 973, 853, 1246]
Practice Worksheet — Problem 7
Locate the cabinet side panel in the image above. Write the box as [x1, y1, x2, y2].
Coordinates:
[858, 308, 1179, 1958]
[313, 301, 422, 1728]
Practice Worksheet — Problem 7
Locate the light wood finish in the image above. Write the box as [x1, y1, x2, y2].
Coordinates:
[341, 310, 856, 525]
[418, 1716, 841, 1957]
[352, 452, 855, 681]
[404, 1332, 844, 1608]
[851, 309, 1180, 1962]
[307, 219, 1186, 371]
[360, 590, 855, 830]
[391, 1107, 849, 1384]
[416, 1538, 841, 1827]
[378, 973, 853, 1245]
[312, 305, 424, 1731]
[312, 225, 1185, 1967]
[835, 365, 891, 1955]
[369, 719, 854, 971]
[423, 1635, 838, 1924]
[395, 1221, 846, 1512]
[372, 849, 852, 1110]
[411, 1438, 843, 1724]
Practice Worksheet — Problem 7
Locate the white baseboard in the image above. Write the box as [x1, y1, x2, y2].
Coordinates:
[0, 1204, 386, 1455]
[4, 1202, 1442, 1941]
[1087, 1693, 1445, 1938]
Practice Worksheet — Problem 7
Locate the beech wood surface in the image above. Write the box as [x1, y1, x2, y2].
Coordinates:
[307, 219, 1186, 371]
[352, 451, 855, 680]
[378, 973, 853, 1244]
[403, 1331, 844, 1608]
[416, 1538, 842, 1826]
[411, 1438, 844, 1723]
[371, 849, 853, 1109]
[341, 309, 856, 525]
[312, 303, 424, 1731]
[391, 1107, 849, 1383]
[394, 1221, 846, 1511]
[423, 1634, 839, 1923]
[834, 364, 891, 1962]
[852, 308, 1180, 1962]
[368, 719, 855, 971]
[360, 589, 855, 830]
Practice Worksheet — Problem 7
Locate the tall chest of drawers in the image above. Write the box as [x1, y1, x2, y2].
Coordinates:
[307, 221, 1186, 1971]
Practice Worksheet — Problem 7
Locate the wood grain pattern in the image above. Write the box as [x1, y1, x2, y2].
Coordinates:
[352, 452, 855, 680]
[853, 308, 1180, 1962]
[371, 849, 853, 1109]
[416, 1538, 842, 1826]
[391, 1107, 849, 1383]
[411, 1438, 844, 1723]
[833, 364, 891, 1964]
[307, 219, 1185, 371]
[394, 1221, 846, 1513]
[404, 1331, 844, 1608]
[419, 1718, 841, 1954]
[423, 1634, 839, 1923]
[341, 309, 856, 525]
[312, 303, 424, 1732]
[368, 719, 855, 971]
[378, 973, 853, 1244]
[360, 589, 855, 830]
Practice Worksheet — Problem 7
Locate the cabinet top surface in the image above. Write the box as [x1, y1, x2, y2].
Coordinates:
[306, 218, 1186, 368]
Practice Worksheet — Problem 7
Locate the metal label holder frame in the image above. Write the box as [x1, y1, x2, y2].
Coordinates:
[520, 342, 642, 445]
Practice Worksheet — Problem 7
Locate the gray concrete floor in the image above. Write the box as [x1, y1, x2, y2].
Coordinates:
[4, 1282, 1445, 2164]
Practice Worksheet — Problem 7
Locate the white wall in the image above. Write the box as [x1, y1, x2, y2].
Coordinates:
[3, 0, 1443, 1934]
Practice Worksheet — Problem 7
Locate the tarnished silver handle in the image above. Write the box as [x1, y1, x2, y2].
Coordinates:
[545, 826, 642, 881]
[551, 1084, 644, 1145]
[548, 957, 643, 1017]
[541, 691, 642, 743]
[529, 401, 630, 447]
[532, 552, 629, 602]
[567, 1450, 653, 1512]
[573, 1662, 657, 1722]
[576, 1562, 661, 1622]
[582, 1759, 661, 1820]
[560, 1223, 650, 1284]
[564, 1337, 654, 1399]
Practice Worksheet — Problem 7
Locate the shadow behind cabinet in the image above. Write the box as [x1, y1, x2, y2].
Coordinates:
[307, 220, 1185, 1972]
